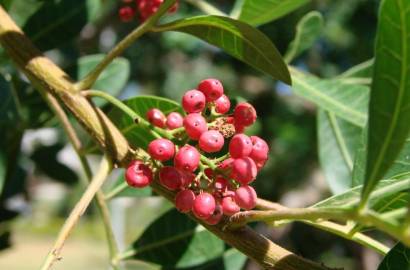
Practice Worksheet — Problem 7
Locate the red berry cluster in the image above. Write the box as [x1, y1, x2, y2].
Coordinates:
[125, 78, 269, 225]
[118, 0, 178, 22]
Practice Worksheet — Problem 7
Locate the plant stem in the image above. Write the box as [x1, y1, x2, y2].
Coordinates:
[200, 154, 217, 170]
[75, 0, 177, 91]
[83, 89, 173, 140]
[40, 156, 112, 270]
[235, 202, 410, 246]
[105, 181, 128, 200]
[43, 93, 120, 267]
[256, 199, 389, 254]
[184, 0, 227, 16]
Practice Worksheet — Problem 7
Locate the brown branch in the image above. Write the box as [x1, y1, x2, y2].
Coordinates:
[0, 7, 334, 270]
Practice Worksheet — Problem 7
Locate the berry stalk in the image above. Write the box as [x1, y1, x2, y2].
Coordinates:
[75, 0, 178, 91]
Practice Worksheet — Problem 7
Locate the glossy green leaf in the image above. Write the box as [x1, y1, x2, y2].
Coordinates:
[154, 15, 291, 84]
[378, 243, 410, 270]
[182, 248, 247, 270]
[109, 96, 183, 149]
[291, 68, 369, 127]
[77, 54, 130, 106]
[318, 110, 361, 194]
[128, 209, 224, 269]
[23, 0, 89, 51]
[285, 11, 324, 63]
[105, 170, 153, 199]
[237, 0, 309, 26]
[313, 178, 410, 211]
[361, 0, 410, 203]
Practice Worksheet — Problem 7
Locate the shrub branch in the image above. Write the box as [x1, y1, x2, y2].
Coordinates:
[0, 7, 334, 270]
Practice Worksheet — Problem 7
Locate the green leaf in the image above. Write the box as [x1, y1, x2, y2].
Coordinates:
[361, 0, 410, 203]
[285, 11, 324, 63]
[77, 54, 130, 106]
[313, 178, 410, 212]
[154, 15, 291, 85]
[182, 248, 247, 270]
[237, 0, 309, 26]
[317, 110, 361, 194]
[378, 243, 410, 270]
[128, 209, 224, 269]
[338, 59, 374, 80]
[23, 0, 89, 51]
[109, 96, 183, 149]
[290, 68, 369, 127]
[105, 170, 153, 198]
[30, 144, 78, 185]
[5, 0, 43, 27]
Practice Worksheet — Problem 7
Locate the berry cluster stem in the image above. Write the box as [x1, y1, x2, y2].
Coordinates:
[82, 90, 173, 140]
[256, 199, 389, 255]
[75, 0, 178, 91]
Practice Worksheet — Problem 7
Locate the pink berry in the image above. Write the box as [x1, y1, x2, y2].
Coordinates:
[235, 186, 257, 210]
[175, 189, 195, 213]
[255, 159, 267, 171]
[221, 196, 240, 216]
[148, 138, 175, 161]
[192, 192, 216, 219]
[214, 176, 228, 191]
[119, 6, 135, 22]
[214, 94, 230, 114]
[231, 157, 257, 185]
[204, 168, 214, 179]
[198, 78, 224, 102]
[146, 108, 166, 128]
[180, 170, 195, 187]
[204, 204, 223, 225]
[249, 136, 269, 162]
[199, 130, 224, 153]
[159, 166, 183, 190]
[234, 123, 245, 134]
[166, 112, 183, 130]
[183, 113, 208, 140]
[182, 90, 206, 113]
[125, 160, 152, 188]
[234, 103, 257, 127]
[229, 134, 252, 158]
[218, 158, 235, 170]
[174, 145, 200, 172]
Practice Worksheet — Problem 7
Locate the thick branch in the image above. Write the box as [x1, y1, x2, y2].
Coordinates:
[0, 7, 333, 270]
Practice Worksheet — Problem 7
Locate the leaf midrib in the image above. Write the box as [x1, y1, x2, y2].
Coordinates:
[291, 68, 367, 125]
[365, 0, 409, 195]
[154, 16, 285, 79]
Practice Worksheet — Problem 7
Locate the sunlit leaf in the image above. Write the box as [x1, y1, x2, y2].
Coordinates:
[285, 11, 324, 63]
[318, 110, 361, 194]
[154, 15, 291, 84]
[237, 0, 309, 26]
[361, 0, 410, 203]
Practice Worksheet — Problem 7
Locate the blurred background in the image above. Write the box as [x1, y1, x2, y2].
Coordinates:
[0, 0, 385, 269]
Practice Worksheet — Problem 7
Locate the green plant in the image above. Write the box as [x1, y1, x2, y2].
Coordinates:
[0, 0, 409, 269]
